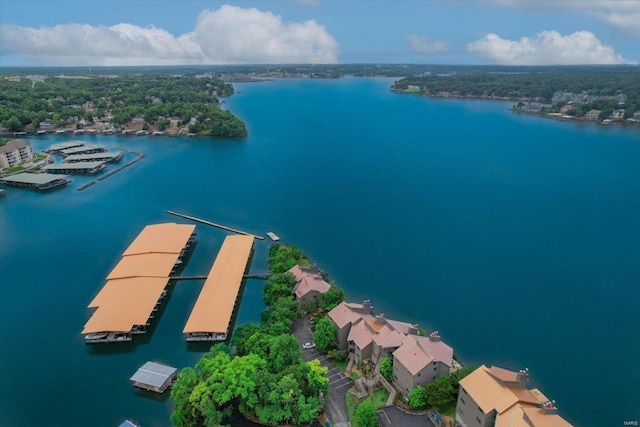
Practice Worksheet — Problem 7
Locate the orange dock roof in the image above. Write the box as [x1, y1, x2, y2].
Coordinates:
[123, 223, 195, 255]
[183, 235, 254, 334]
[106, 253, 179, 280]
[82, 277, 168, 333]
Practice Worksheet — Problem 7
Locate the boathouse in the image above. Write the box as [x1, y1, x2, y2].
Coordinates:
[63, 151, 123, 163]
[59, 144, 107, 157]
[183, 235, 254, 342]
[130, 361, 178, 393]
[0, 172, 70, 190]
[44, 141, 84, 153]
[44, 161, 107, 174]
[82, 223, 196, 343]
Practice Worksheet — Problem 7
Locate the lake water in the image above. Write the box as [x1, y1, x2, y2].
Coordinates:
[1, 77, 638, 427]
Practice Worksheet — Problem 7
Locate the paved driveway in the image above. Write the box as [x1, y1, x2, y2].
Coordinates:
[377, 406, 436, 427]
[293, 318, 353, 426]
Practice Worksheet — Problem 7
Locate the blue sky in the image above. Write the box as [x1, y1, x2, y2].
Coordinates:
[1, 0, 638, 66]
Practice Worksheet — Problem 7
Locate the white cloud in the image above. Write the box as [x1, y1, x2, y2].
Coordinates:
[0, 5, 339, 65]
[467, 30, 634, 65]
[407, 35, 448, 55]
[492, 0, 640, 36]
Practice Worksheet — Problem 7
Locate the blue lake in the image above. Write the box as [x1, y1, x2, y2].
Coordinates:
[1, 77, 639, 426]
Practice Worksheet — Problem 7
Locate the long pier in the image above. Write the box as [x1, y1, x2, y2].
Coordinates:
[166, 210, 264, 240]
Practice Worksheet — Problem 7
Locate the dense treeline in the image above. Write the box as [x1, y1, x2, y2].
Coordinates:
[0, 74, 247, 137]
[392, 68, 640, 108]
[170, 245, 330, 427]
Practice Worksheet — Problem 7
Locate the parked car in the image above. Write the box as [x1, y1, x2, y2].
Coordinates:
[302, 342, 315, 349]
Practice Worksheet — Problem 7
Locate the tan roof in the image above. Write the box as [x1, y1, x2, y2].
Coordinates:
[415, 335, 453, 368]
[328, 301, 372, 329]
[106, 253, 179, 279]
[123, 223, 195, 255]
[82, 277, 168, 333]
[393, 336, 435, 376]
[521, 405, 573, 427]
[289, 265, 332, 298]
[486, 365, 521, 384]
[183, 235, 254, 334]
[459, 365, 520, 414]
[348, 319, 374, 350]
[372, 328, 405, 349]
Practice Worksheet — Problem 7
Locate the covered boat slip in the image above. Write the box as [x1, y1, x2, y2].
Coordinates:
[0, 172, 70, 190]
[130, 361, 178, 393]
[44, 161, 107, 174]
[63, 151, 124, 163]
[83, 223, 196, 344]
[58, 144, 107, 157]
[183, 235, 255, 341]
[44, 141, 84, 153]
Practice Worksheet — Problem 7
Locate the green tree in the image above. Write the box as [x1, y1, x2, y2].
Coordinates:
[230, 322, 261, 356]
[408, 385, 428, 409]
[355, 400, 378, 427]
[426, 376, 456, 409]
[4, 116, 23, 132]
[321, 286, 345, 311]
[379, 357, 393, 383]
[313, 316, 337, 352]
[262, 272, 296, 306]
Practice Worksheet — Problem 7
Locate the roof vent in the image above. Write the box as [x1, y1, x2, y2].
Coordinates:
[429, 331, 441, 341]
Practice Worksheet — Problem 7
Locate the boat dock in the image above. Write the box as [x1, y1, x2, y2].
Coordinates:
[44, 161, 107, 175]
[130, 361, 177, 393]
[58, 144, 107, 157]
[44, 141, 84, 153]
[266, 232, 280, 241]
[0, 172, 70, 190]
[183, 235, 255, 342]
[167, 210, 264, 240]
[82, 223, 196, 344]
[63, 151, 124, 163]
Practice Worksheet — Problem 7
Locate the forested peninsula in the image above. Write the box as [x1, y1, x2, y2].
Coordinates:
[0, 74, 247, 137]
[392, 66, 640, 123]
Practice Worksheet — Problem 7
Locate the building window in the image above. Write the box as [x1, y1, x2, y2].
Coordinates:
[418, 373, 421, 377]
[476, 416, 481, 424]
[462, 388, 468, 395]
[459, 407, 464, 415]
[434, 366, 437, 370]
[461, 397, 466, 405]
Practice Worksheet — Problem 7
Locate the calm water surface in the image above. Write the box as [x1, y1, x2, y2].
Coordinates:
[1, 78, 639, 426]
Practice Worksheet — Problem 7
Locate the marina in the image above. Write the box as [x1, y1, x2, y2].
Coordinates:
[63, 151, 124, 163]
[167, 210, 264, 240]
[183, 235, 255, 342]
[82, 223, 196, 344]
[43, 141, 84, 153]
[44, 161, 107, 174]
[0, 172, 70, 190]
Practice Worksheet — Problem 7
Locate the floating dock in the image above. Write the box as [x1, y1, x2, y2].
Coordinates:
[44, 141, 84, 153]
[63, 151, 123, 163]
[183, 235, 255, 342]
[167, 210, 264, 240]
[266, 232, 280, 241]
[59, 144, 107, 157]
[44, 161, 107, 174]
[82, 223, 196, 344]
[130, 361, 177, 393]
[0, 172, 70, 190]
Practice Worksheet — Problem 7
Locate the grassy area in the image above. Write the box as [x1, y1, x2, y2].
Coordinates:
[334, 359, 348, 372]
[346, 388, 391, 424]
[436, 404, 456, 418]
[402, 87, 422, 93]
[35, 153, 47, 159]
[350, 371, 360, 380]
[5, 165, 24, 174]
[0, 138, 9, 146]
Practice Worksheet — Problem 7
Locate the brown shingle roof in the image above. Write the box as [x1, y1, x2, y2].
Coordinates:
[0, 139, 30, 154]
[459, 365, 520, 414]
[288, 265, 331, 298]
[328, 301, 372, 329]
[393, 336, 434, 376]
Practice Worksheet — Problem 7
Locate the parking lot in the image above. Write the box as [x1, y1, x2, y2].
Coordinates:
[293, 318, 353, 426]
[377, 406, 436, 427]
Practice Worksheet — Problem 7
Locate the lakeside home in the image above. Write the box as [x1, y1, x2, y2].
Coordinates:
[456, 365, 573, 427]
[0, 139, 35, 171]
[288, 264, 331, 309]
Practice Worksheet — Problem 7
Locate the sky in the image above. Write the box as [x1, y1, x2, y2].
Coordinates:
[0, 0, 639, 66]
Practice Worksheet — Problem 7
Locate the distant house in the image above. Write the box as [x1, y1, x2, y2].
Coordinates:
[585, 109, 601, 120]
[456, 365, 573, 427]
[327, 300, 454, 392]
[287, 265, 331, 309]
[39, 119, 55, 130]
[611, 109, 625, 120]
[131, 115, 146, 125]
[559, 105, 574, 114]
[633, 111, 640, 118]
[0, 139, 35, 170]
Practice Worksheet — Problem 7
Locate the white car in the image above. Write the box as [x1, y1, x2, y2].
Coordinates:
[302, 342, 315, 350]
